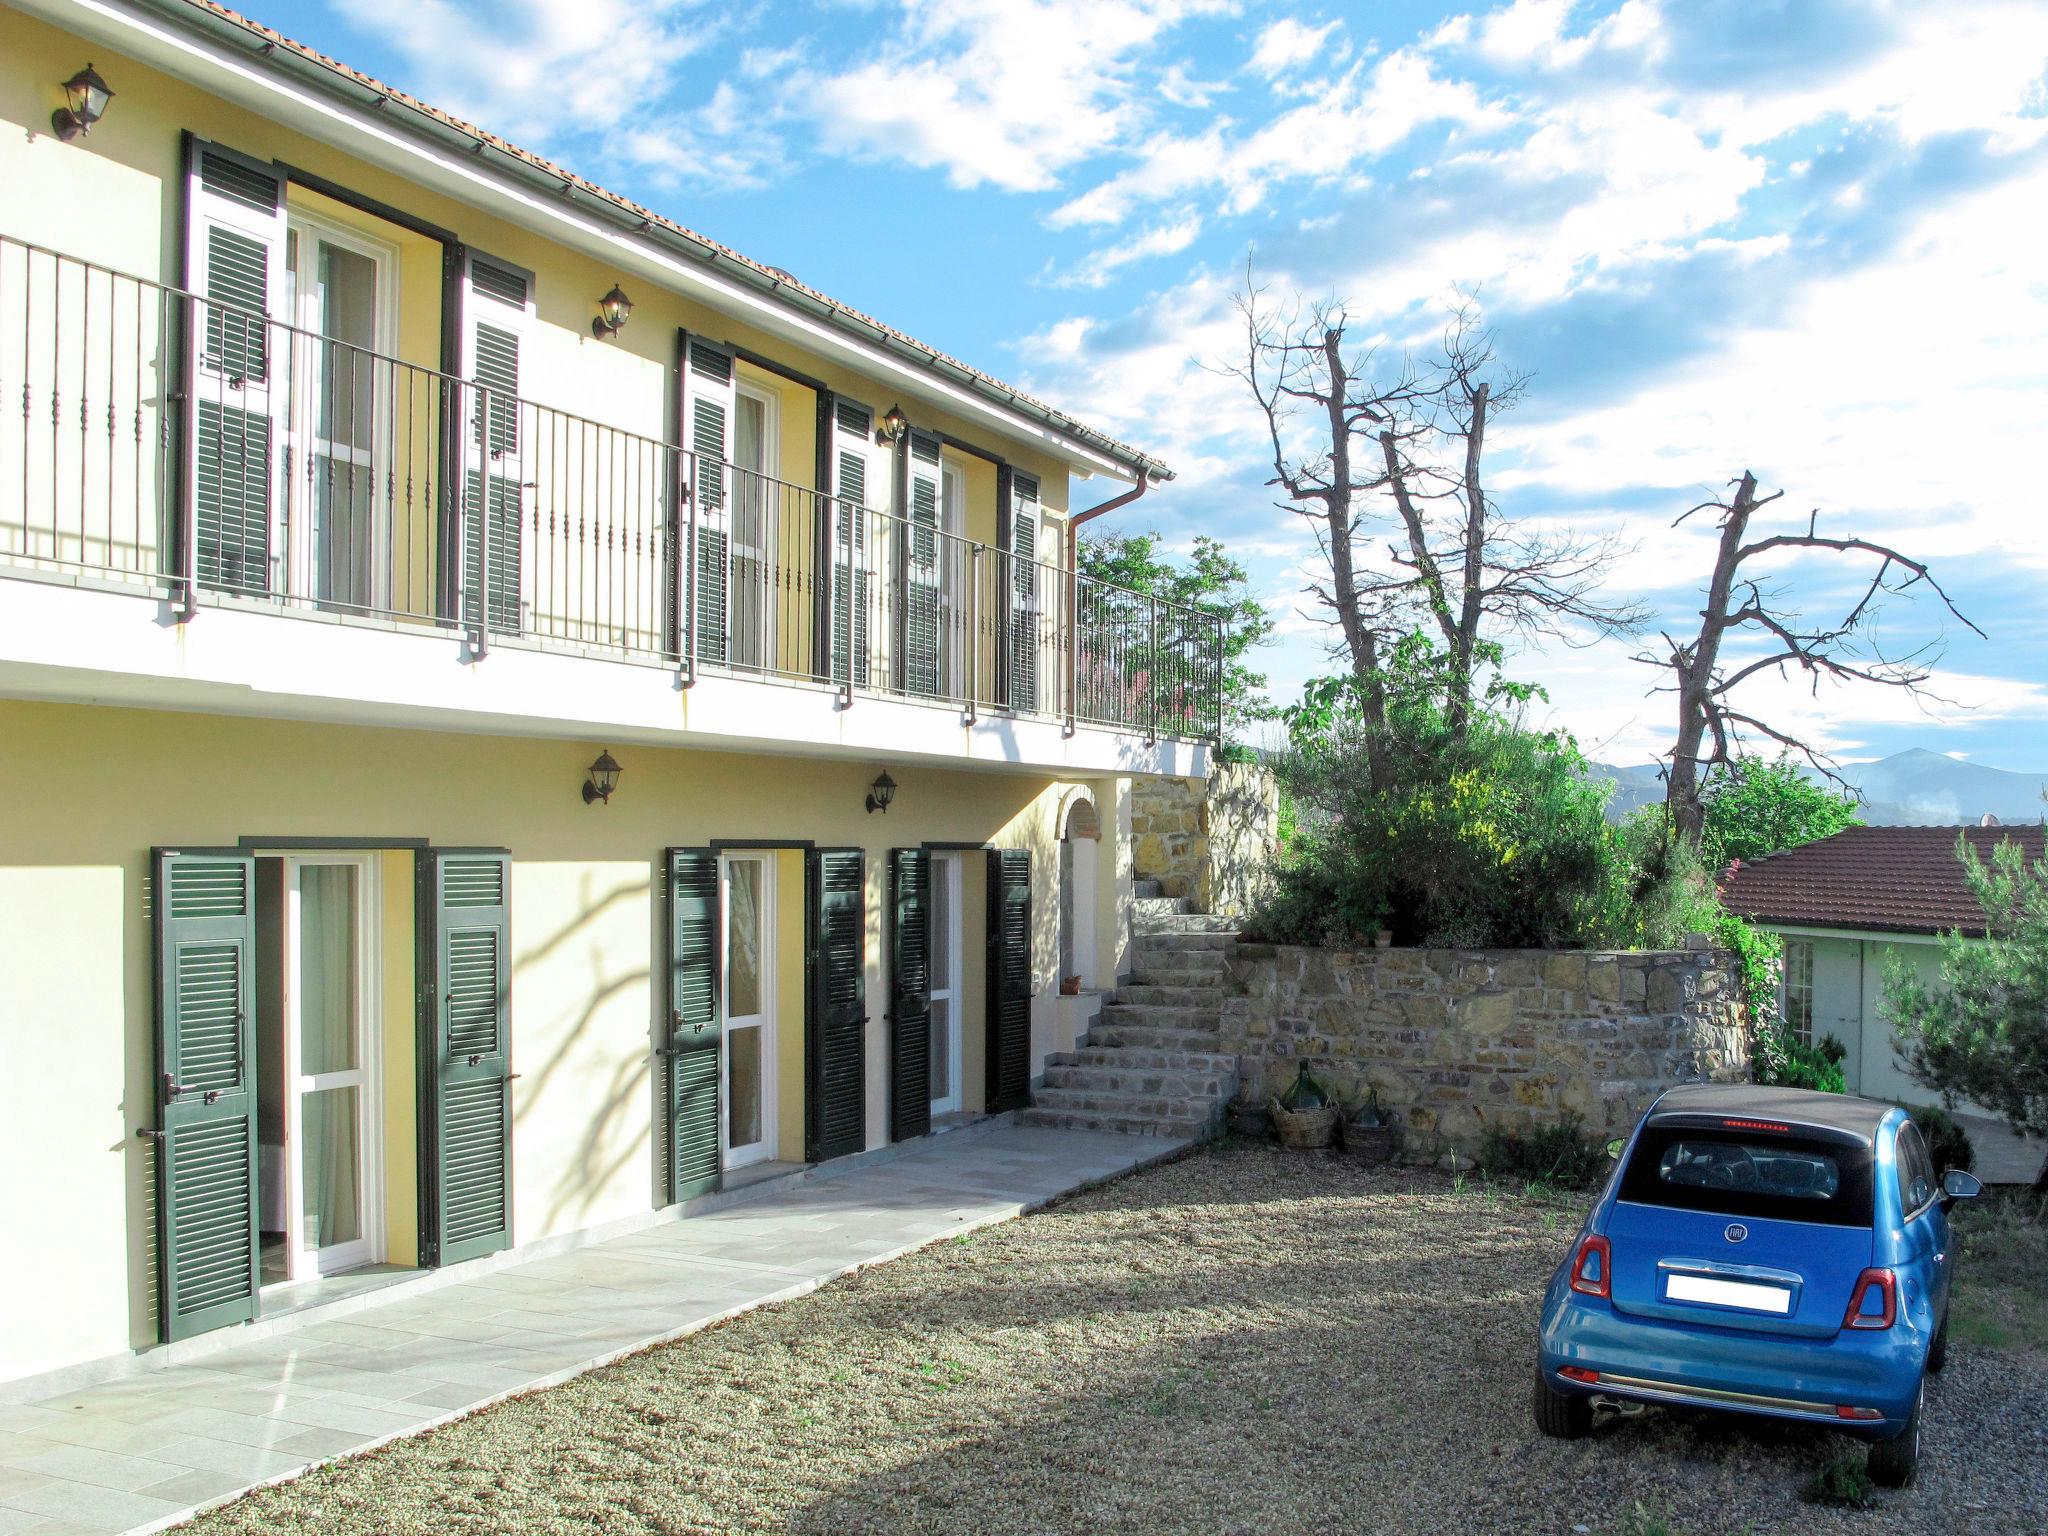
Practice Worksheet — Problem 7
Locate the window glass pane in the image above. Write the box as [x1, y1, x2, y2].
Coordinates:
[728, 1023, 763, 1149]
[1782, 940, 1814, 1045]
[1622, 1128, 1873, 1226]
[726, 860, 762, 1020]
[1898, 1125, 1936, 1213]
[298, 864, 358, 1075]
[302, 1084, 362, 1249]
[929, 996, 952, 1106]
[930, 858, 952, 991]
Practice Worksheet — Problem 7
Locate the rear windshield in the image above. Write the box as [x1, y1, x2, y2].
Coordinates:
[1620, 1127, 1873, 1227]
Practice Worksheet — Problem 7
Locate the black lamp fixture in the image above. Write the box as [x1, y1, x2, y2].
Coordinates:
[52, 63, 114, 141]
[876, 403, 908, 445]
[864, 769, 897, 815]
[582, 749, 623, 805]
[591, 284, 634, 340]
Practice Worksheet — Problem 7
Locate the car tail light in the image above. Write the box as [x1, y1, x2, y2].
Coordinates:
[1843, 1268, 1897, 1330]
[1570, 1235, 1612, 1299]
[1559, 1366, 1601, 1384]
[1835, 1405, 1885, 1420]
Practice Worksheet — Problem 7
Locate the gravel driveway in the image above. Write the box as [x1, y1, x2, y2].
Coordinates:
[183, 1141, 2048, 1536]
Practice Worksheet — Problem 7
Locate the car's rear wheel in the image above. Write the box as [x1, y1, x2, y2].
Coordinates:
[1867, 1375, 1924, 1489]
[1928, 1304, 1950, 1373]
[1532, 1364, 1594, 1439]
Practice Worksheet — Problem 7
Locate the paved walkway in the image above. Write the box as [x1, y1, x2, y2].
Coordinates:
[0, 1125, 1188, 1536]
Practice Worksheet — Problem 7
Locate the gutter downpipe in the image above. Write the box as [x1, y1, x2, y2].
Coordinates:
[1064, 470, 1150, 735]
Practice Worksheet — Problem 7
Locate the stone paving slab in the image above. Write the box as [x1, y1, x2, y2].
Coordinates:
[0, 1125, 1187, 1536]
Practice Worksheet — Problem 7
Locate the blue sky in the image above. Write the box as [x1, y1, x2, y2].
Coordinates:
[265, 0, 2048, 769]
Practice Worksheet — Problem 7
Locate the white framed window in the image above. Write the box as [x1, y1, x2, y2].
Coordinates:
[1781, 938, 1814, 1046]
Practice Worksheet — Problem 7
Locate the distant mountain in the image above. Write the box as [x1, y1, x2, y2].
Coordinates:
[1587, 749, 2048, 827]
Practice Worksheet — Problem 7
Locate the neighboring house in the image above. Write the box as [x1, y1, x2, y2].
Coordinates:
[0, 0, 1221, 1390]
[1720, 824, 2046, 1102]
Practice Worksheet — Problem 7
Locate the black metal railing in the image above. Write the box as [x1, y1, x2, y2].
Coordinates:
[0, 233, 1224, 740]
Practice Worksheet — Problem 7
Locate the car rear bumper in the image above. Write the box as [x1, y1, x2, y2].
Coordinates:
[1538, 1280, 1924, 1434]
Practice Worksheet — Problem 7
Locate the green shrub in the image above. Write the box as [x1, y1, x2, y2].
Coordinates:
[1904, 1103, 1976, 1174]
[1473, 1111, 1610, 1190]
[1801, 1455, 1878, 1509]
[1247, 639, 1615, 949]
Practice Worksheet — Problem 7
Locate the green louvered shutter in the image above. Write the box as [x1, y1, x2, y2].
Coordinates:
[901, 431, 943, 696]
[184, 139, 285, 596]
[152, 850, 261, 1342]
[985, 848, 1032, 1113]
[809, 849, 866, 1162]
[664, 848, 722, 1202]
[462, 256, 528, 635]
[888, 849, 932, 1142]
[682, 335, 736, 666]
[828, 397, 875, 689]
[424, 850, 513, 1266]
[1008, 472, 1042, 714]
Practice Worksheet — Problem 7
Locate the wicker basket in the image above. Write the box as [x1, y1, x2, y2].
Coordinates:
[1268, 1097, 1339, 1149]
[1341, 1119, 1397, 1165]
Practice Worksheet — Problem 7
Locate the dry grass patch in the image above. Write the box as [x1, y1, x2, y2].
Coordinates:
[180, 1141, 2047, 1536]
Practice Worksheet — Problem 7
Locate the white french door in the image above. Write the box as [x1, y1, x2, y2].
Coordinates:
[929, 852, 964, 1115]
[284, 855, 383, 1279]
[283, 214, 397, 612]
[730, 384, 778, 671]
[939, 461, 969, 698]
[720, 853, 778, 1168]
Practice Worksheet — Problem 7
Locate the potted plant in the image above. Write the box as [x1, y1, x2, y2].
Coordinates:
[1342, 1086, 1397, 1165]
[1268, 1062, 1339, 1149]
[1059, 975, 1084, 996]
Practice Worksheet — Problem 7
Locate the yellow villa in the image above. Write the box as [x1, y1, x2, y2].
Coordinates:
[0, 0, 1222, 1391]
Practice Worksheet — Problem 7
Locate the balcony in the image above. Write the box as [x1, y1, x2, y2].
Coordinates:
[0, 234, 1223, 761]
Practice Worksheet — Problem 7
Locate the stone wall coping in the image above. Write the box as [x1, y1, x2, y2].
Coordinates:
[1231, 943, 1735, 963]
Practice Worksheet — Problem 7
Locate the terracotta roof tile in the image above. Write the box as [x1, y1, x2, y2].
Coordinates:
[1719, 824, 2046, 938]
[162, 0, 1169, 480]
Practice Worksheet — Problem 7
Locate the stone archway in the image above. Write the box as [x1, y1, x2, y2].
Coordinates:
[1058, 793, 1101, 989]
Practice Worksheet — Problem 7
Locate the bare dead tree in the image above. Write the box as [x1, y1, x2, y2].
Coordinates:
[1227, 274, 1645, 741]
[1640, 471, 1984, 847]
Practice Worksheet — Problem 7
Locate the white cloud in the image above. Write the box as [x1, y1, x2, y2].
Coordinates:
[1248, 17, 1343, 78]
[1051, 47, 1508, 226]
[1051, 214, 1204, 288]
[789, 0, 1232, 192]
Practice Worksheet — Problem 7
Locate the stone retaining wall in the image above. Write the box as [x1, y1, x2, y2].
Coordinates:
[1221, 942, 1748, 1160]
[1131, 762, 1279, 917]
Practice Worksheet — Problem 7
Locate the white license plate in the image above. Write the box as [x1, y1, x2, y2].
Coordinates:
[1666, 1273, 1793, 1314]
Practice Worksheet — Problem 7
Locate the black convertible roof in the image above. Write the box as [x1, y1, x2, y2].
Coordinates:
[1648, 1083, 1897, 1146]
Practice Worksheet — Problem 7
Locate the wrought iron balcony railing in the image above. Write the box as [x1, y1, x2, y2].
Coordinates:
[0, 234, 1223, 741]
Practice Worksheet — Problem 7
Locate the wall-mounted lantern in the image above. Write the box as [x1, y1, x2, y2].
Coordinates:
[591, 284, 634, 340]
[864, 769, 897, 815]
[582, 749, 623, 805]
[52, 63, 114, 141]
[876, 404, 908, 446]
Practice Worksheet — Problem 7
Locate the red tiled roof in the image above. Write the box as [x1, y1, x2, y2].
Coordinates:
[1720, 824, 2047, 938]
[149, 1, 1170, 481]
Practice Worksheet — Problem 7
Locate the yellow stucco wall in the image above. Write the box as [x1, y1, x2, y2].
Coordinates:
[0, 7, 1079, 613]
[0, 697, 1112, 1383]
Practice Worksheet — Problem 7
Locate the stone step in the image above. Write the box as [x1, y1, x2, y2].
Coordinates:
[1132, 878, 1165, 900]
[1066, 1045, 1240, 1074]
[1042, 1062, 1233, 1098]
[1024, 1086, 1223, 1127]
[1088, 1023, 1229, 1052]
[1132, 895, 1193, 920]
[1133, 913, 1241, 936]
[1017, 1104, 1218, 1138]
[1131, 952, 1229, 982]
[1132, 931, 1237, 952]
[1100, 1001, 1218, 1029]
[1107, 983, 1219, 1008]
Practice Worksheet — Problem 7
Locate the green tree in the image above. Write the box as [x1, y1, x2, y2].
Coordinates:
[1886, 836, 2048, 1187]
[1700, 754, 1862, 872]
[1077, 530, 1275, 749]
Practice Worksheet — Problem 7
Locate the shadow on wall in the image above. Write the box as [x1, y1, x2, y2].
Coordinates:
[510, 868, 655, 1235]
[1132, 763, 1278, 916]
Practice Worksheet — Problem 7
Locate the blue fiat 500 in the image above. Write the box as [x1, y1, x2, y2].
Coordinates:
[1534, 1083, 1982, 1487]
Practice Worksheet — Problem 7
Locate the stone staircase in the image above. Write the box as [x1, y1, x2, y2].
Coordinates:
[1020, 880, 1240, 1139]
